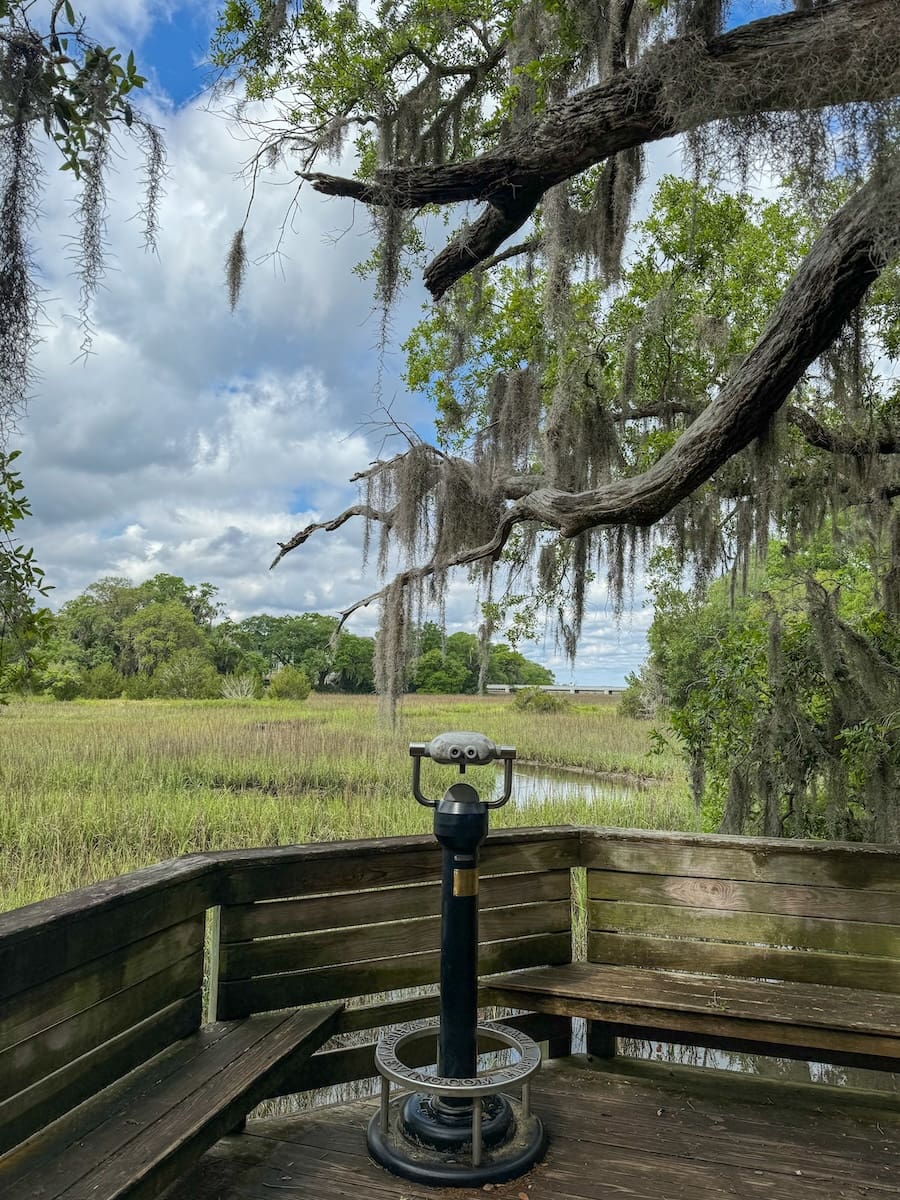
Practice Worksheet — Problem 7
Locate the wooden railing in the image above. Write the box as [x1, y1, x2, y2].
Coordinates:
[583, 827, 900, 992]
[1, 823, 897, 1155]
[0, 854, 218, 1154]
[211, 827, 578, 1091]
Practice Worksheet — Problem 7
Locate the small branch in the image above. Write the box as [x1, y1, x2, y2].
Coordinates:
[333, 514, 517, 635]
[614, 400, 697, 421]
[296, 172, 386, 204]
[270, 504, 394, 568]
[474, 236, 542, 275]
[786, 405, 900, 455]
[417, 39, 508, 154]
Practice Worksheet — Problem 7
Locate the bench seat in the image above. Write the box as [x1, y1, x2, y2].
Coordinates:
[0, 1002, 343, 1200]
[483, 963, 900, 1069]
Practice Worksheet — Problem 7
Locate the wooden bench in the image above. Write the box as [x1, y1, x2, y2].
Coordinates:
[0, 855, 342, 1200]
[0, 1004, 342, 1200]
[483, 829, 900, 1072]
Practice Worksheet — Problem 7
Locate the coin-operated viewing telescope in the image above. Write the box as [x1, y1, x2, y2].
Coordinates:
[367, 733, 546, 1187]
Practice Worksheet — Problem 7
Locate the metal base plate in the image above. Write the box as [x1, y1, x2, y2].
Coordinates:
[399, 1091, 514, 1151]
[367, 1094, 546, 1188]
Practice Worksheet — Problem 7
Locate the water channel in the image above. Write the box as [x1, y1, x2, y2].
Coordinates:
[494, 761, 655, 808]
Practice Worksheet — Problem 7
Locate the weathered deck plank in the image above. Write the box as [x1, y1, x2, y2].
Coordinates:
[163, 1055, 900, 1200]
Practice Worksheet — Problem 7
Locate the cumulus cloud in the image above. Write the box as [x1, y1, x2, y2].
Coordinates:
[15, 1, 654, 683]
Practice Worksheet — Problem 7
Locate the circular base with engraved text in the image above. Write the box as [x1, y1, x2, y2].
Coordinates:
[367, 1094, 546, 1188]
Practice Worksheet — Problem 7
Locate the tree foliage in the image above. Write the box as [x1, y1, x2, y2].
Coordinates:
[267, 662, 311, 700]
[231, 611, 375, 690]
[0, 1, 163, 432]
[0, 449, 51, 700]
[8, 572, 381, 700]
[639, 531, 900, 842]
[410, 622, 552, 692]
[153, 648, 222, 700]
[216, 0, 900, 736]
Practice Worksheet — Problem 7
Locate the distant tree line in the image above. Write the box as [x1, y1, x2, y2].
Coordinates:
[2, 573, 553, 701]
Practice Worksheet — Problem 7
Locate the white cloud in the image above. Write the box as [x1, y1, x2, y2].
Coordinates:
[15, 18, 659, 684]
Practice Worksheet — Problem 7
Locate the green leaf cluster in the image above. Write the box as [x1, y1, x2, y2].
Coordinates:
[410, 622, 553, 693]
[640, 531, 900, 841]
[1, 4, 148, 179]
[0, 450, 52, 703]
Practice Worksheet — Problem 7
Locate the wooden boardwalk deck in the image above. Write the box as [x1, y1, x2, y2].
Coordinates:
[164, 1056, 900, 1200]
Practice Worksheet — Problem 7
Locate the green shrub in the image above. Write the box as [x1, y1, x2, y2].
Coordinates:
[122, 673, 156, 700]
[42, 661, 83, 701]
[152, 650, 221, 699]
[82, 663, 125, 699]
[618, 672, 645, 719]
[512, 687, 568, 714]
[268, 665, 311, 700]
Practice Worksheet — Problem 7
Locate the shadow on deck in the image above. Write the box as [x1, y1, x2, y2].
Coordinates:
[169, 1055, 900, 1200]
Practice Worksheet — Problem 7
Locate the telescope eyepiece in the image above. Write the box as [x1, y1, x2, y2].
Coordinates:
[410, 731, 517, 807]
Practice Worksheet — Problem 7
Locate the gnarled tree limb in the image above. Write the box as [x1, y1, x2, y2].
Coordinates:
[281, 161, 899, 600]
[301, 0, 900, 297]
[271, 503, 394, 568]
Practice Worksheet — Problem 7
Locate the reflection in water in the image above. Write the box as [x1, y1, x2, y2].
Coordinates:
[494, 762, 654, 807]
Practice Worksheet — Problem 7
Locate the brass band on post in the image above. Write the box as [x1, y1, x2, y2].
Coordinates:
[452, 868, 479, 896]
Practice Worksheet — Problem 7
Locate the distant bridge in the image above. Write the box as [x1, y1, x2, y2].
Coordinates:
[485, 684, 624, 695]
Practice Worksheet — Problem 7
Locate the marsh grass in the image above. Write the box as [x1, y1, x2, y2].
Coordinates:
[1, 693, 692, 910]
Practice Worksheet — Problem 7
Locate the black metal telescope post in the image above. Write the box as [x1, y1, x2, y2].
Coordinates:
[435, 777, 487, 1095]
[408, 734, 515, 1132]
[367, 732, 546, 1187]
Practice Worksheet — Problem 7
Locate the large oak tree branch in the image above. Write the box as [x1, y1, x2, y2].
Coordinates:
[280, 163, 900, 611]
[301, 0, 900, 297]
[506, 163, 898, 538]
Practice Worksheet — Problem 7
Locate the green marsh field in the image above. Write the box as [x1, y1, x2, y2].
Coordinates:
[1, 694, 692, 912]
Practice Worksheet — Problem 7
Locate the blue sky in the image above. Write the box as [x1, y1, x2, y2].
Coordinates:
[21, 2, 805, 688]
[141, 5, 212, 104]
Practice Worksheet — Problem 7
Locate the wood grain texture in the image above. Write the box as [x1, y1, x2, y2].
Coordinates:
[218, 831, 578, 905]
[221, 869, 571, 942]
[0, 997, 202, 1157]
[587, 930, 900, 992]
[218, 931, 572, 1018]
[483, 962, 900, 1068]
[159, 1054, 900, 1200]
[0, 1018, 241, 1183]
[0, 916, 205, 1051]
[220, 900, 570, 980]
[588, 895, 900, 950]
[588, 871, 900, 924]
[0, 1004, 342, 1200]
[0, 952, 204, 1105]
[486, 962, 900, 1036]
[0, 873, 215, 1002]
[580, 829, 900, 890]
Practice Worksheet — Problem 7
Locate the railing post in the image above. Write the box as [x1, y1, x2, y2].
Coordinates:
[206, 905, 222, 1024]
